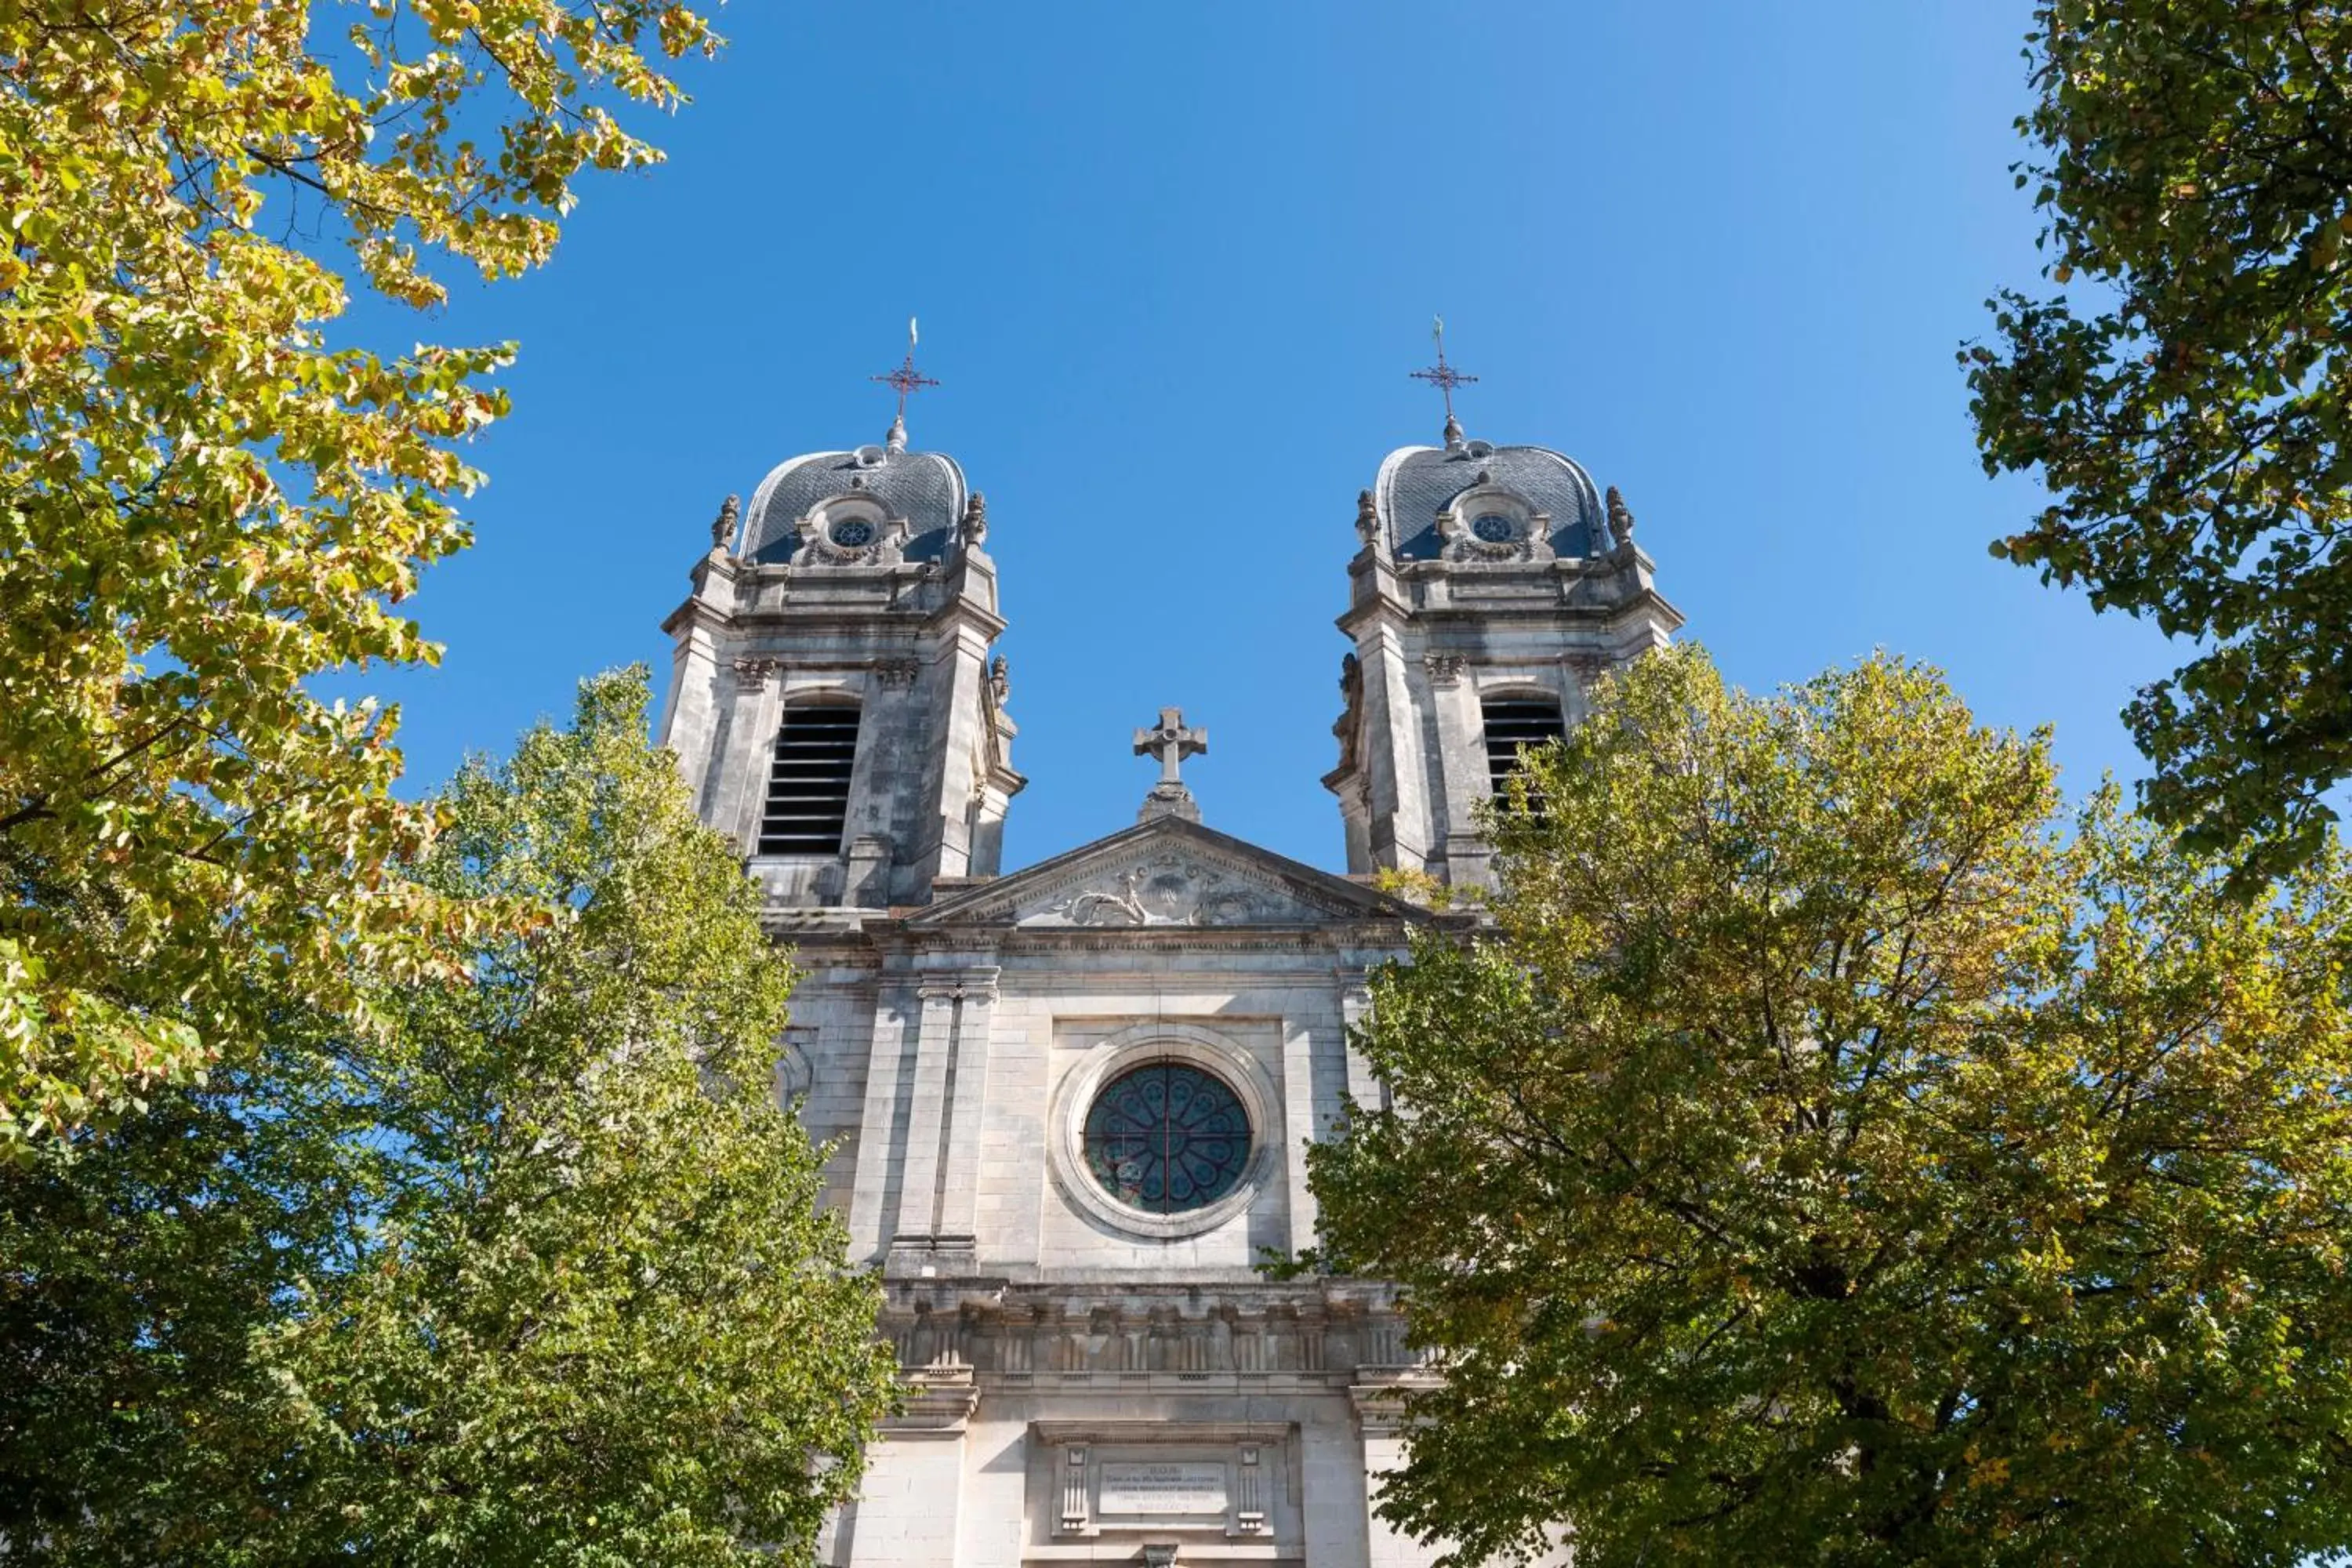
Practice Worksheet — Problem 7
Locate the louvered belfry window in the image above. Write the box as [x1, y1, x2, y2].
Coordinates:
[1481, 695, 1566, 795]
[757, 702, 861, 855]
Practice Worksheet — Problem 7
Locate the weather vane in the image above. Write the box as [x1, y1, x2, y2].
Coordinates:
[873, 317, 938, 448]
[1408, 314, 1476, 441]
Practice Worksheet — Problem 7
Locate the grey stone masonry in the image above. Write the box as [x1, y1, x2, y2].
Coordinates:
[1325, 434, 1683, 891]
[664, 416, 1643, 1568]
[659, 441, 1022, 909]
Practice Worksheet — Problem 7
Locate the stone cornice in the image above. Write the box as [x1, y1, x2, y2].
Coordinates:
[886, 1365, 981, 1436]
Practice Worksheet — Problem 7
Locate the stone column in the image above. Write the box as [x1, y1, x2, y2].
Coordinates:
[713, 657, 785, 853]
[1356, 623, 1434, 873]
[932, 969, 999, 1248]
[842, 1370, 979, 1567]
[657, 558, 736, 815]
[847, 981, 920, 1264]
[1281, 1012, 1319, 1258]
[1338, 975, 1384, 1113]
[1423, 654, 1490, 887]
[1352, 1372, 1447, 1568]
[891, 982, 962, 1259]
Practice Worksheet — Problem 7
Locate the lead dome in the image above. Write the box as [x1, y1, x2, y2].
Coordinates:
[738, 441, 970, 565]
[1374, 437, 1605, 561]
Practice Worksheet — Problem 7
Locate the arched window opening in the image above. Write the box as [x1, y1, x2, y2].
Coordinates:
[758, 701, 861, 855]
[1482, 695, 1565, 798]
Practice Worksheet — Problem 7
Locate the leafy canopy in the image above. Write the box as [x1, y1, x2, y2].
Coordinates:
[0, 670, 897, 1566]
[1967, 2, 2352, 889]
[0, 0, 717, 1151]
[1305, 644, 2352, 1568]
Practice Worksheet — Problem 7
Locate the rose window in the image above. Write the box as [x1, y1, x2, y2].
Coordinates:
[1082, 1062, 1251, 1214]
[1470, 514, 1518, 543]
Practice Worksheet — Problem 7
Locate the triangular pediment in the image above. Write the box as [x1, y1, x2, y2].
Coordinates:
[908, 817, 1436, 931]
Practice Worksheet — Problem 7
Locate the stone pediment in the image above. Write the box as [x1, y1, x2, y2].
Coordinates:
[908, 818, 1432, 931]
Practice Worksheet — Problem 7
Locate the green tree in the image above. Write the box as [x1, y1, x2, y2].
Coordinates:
[1966, 2, 2352, 889]
[0, 670, 897, 1566]
[0, 0, 719, 1151]
[1304, 645, 2352, 1568]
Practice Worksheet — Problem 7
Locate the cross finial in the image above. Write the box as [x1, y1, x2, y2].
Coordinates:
[872, 316, 938, 452]
[1408, 314, 1476, 450]
[1132, 706, 1208, 823]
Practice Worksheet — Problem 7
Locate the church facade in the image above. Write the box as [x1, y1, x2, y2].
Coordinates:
[657, 388, 1679, 1568]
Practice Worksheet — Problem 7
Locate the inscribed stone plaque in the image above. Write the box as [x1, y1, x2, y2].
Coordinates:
[1099, 1461, 1228, 1515]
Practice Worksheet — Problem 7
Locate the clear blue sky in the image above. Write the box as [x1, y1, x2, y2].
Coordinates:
[355, 0, 2176, 874]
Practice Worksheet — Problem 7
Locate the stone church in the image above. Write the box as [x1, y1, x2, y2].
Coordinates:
[656, 362, 1680, 1566]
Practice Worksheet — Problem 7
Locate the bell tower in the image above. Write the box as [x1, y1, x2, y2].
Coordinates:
[1325, 330, 1681, 889]
[659, 347, 1022, 911]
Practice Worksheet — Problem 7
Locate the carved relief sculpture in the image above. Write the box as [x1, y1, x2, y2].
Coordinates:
[731, 655, 784, 688]
[1435, 489, 1556, 565]
[1332, 652, 1362, 773]
[1045, 855, 1276, 927]
[791, 506, 913, 568]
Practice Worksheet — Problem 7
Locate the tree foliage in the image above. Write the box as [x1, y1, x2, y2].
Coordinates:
[1966, 1, 2352, 889]
[1305, 644, 2352, 1568]
[0, 671, 896, 1566]
[0, 0, 717, 1151]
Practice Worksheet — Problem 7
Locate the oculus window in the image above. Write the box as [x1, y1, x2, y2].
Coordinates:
[758, 700, 861, 855]
[1083, 1061, 1251, 1214]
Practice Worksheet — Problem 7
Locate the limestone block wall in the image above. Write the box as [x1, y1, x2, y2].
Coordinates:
[780, 932, 1382, 1278]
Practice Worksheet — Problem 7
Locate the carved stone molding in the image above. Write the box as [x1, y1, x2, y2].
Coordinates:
[887, 1364, 980, 1436]
[1421, 653, 1468, 687]
[1435, 484, 1557, 564]
[1350, 1368, 1443, 1436]
[1566, 652, 1612, 688]
[877, 1283, 1420, 1380]
[913, 967, 1000, 1004]
[731, 656, 784, 689]
[790, 507, 911, 568]
[874, 658, 921, 689]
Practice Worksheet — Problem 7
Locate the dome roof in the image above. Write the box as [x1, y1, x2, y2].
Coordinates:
[739, 441, 969, 565]
[1374, 438, 1604, 561]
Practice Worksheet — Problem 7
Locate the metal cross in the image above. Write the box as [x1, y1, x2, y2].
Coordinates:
[871, 315, 939, 422]
[1407, 314, 1476, 426]
[1133, 706, 1207, 786]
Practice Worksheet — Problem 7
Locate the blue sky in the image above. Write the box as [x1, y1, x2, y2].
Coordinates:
[354, 0, 2176, 875]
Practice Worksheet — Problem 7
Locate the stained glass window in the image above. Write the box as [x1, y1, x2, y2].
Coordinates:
[1083, 1061, 1251, 1215]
